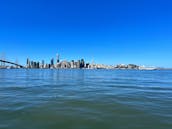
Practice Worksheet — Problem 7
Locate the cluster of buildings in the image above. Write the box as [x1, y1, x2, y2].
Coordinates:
[25, 54, 158, 70]
[26, 53, 123, 69]
[115, 64, 139, 69]
[114, 64, 158, 70]
[0, 53, 159, 70]
[26, 54, 92, 69]
[26, 58, 88, 69]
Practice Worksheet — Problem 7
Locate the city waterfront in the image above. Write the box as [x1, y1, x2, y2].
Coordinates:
[0, 53, 160, 70]
[0, 69, 172, 129]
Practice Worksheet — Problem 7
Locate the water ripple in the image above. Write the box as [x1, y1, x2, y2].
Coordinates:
[0, 69, 172, 129]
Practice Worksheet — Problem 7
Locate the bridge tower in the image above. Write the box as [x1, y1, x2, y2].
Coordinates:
[0, 54, 1, 68]
[0, 53, 6, 68]
[15, 59, 19, 68]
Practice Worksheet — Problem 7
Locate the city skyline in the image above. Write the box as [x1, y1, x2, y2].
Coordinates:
[0, 0, 172, 67]
[0, 54, 160, 70]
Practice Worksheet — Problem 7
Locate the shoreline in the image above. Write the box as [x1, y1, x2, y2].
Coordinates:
[0, 68, 172, 70]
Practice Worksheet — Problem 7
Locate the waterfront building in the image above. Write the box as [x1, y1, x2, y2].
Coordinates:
[70, 60, 74, 68]
[116, 64, 127, 69]
[127, 64, 139, 69]
[56, 63, 61, 68]
[26, 58, 30, 68]
[41, 60, 45, 68]
[73, 62, 77, 68]
[77, 60, 81, 68]
[36, 62, 39, 69]
[48, 64, 51, 69]
[60, 61, 71, 68]
[30, 61, 34, 68]
[51, 58, 54, 68]
[45, 64, 48, 68]
[85, 63, 89, 68]
[80, 59, 85, 68]
[33, 62, 37, 68]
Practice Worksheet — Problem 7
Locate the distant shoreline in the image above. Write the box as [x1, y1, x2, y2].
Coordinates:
[0, 68, 172, 70]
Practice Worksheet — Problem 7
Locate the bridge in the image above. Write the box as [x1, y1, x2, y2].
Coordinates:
[0, 59, 25, 68]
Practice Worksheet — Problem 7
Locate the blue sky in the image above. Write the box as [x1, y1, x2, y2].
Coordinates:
[0, 0, 172, 67]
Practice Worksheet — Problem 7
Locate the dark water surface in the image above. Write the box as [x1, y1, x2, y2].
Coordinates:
[0, 69, 172, 129]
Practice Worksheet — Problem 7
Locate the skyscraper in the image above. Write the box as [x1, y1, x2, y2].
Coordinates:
[42, 60, 45, 68]
[33, 62, 37, 68]
[80, 59, 85, 68]
[77, 60, 81, 68]
[56, 53, 60, 63]
[36, 62, 40, 69]
[51, 58, 54, 67]
[31, 61, 34, 68]
[26, 58, 30, 68]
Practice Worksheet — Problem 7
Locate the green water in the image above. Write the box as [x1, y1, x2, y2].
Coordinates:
[0, 69, 172, 129]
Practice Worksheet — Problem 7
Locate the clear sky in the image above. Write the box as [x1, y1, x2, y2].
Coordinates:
[0, 0, 172, 67]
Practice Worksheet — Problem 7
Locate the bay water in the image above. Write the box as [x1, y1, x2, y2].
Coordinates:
[0, 69, 172, 129]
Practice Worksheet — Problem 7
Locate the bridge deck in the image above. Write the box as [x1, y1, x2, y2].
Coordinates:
[0, 59, 25, 68]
